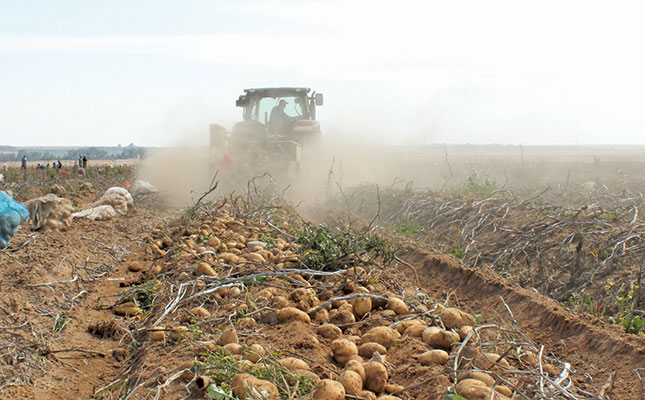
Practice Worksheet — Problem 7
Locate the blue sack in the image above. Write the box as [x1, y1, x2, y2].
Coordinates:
[0, 192, 29, 248]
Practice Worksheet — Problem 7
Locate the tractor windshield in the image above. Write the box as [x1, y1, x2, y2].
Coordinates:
[245, 94, 309, 125]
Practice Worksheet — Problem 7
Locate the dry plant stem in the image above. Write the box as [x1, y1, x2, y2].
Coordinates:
[394, 255, 419, 287]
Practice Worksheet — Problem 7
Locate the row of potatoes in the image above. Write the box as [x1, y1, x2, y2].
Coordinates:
[229, 268, 518, 400]
[141, 216, 532, 399]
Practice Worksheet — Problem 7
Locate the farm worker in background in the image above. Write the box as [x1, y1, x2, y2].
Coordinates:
[83, 155, 87, 168]
[78, 156, 83, 168]
[269, 99, 296, 135]
[57, 160, 62, 169]
[21, 155, 26, 169]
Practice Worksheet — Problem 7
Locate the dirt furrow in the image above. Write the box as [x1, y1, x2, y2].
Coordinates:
[402, 245, 645, 400]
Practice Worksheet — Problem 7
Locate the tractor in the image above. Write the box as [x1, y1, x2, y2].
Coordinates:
[209, 87, 323, 185]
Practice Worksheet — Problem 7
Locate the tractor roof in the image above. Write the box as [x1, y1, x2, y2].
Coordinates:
[243, 87, 311, 95]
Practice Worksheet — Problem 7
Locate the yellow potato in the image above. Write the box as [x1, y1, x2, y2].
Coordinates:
[458, 371, 495, 387]
[441, 307, 475, 329]
[403, 324, 426, 337]
[352, 296, 372, 318]
[279, 357, 310, 371]
[344, 359, 366, 382]
[386, 297, 409, 315]
[330, 338, 358, 365]
[317, 324, 342, 339]
[190, 306, 211, 318]
[277, 307, 311, 324]
[231, 373, 279, 400]
[422, 327, 459, 350]
[195, 262, 216, 276]
[361, 326, 401, 348]
[364, 360, 388, 393]
[312, 379, 345, 400]
[358, 342, 387, 359]
[217, 328, 238, 345]
[339, 370, 363, 395]
[419, 349, 449, 365]
[223, 343, 242, 355]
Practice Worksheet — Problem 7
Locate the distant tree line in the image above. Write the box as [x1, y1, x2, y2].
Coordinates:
[0, 144, 147, 162]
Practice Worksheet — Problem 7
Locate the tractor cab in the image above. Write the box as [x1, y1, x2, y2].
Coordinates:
[209, 87, 323, 184]
[233, 87, 323, 144]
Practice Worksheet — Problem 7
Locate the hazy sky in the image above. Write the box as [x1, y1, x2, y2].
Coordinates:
[1, 0, 644, 146]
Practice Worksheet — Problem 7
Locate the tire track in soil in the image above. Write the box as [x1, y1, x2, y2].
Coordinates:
[400, 245, 645, 400]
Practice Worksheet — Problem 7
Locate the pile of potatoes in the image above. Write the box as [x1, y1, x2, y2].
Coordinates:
[24, 193, 74, 231]
[159, 217, 301, 271]
[142, 211, 521, 400]
[92, 186, 133, 215]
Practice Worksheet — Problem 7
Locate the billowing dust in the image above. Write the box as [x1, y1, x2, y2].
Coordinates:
[138, 128, 645, 208]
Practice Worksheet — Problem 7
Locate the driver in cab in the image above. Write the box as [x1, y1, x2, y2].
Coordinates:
[269, 99, 297, 135]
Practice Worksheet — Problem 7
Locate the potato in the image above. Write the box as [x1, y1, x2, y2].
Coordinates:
[312, 379, 345, 400]
[395, 319, 425, 334]
[354, 286, 370, 294]
[150, 264, 162, 275]
[201, 341, 216, 351]
[289, 288, 318, 309]
[361, 326, 401, 348]
[386, 297, 409, 315]
[247, 252, 266, 264]
[441, 307, 474, 329]
[231, 373, 279, 400]
[330, 338, 358, 365]
[458, 371, 495, 386]
[190, 306, 211, 318]
[273, 296, 290, 309]
[422, 327, 459, 350]
[476, 352, 510, 370]
[339, 370, 363, 395]
[219, 252, 239, 264]
[352, 296, 372, 318]
[344, 359, 366, 382]
[223, 343, 242, 355]
[207, 236, 221, 248]
[169, 326, 188, 341]
[329, 309, 356, 325]
[128, 261, 144, 272]
[238, 317, 256, 329]
[455, 379, 489, 400]
[243, 344, 265, 363]
[378, 396, 403, 400]
[312, 308, 329, 323]
[358, 342, 388, 359]
[317, 324, 342, 339]
[403, 324, 426, 337]
[364, 360, 388, 393]
[359, 390, 377, 400]
[195, 262, 216, 277]
[419, 349, 449, 365]
[217, 328, 238, 345]
[455, 378, 510, 400]
[277, 307, 311, 324]
[279, 357, 310, 371]
[113, 302, 141, 316]
[494, 385, 513, 397]
[149, 327, 165, 341]
[458, 325, 473, 340]
[384, 384, 404, 393]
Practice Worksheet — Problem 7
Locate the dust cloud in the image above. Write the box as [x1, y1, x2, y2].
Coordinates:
[136, 121, 445, 209]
